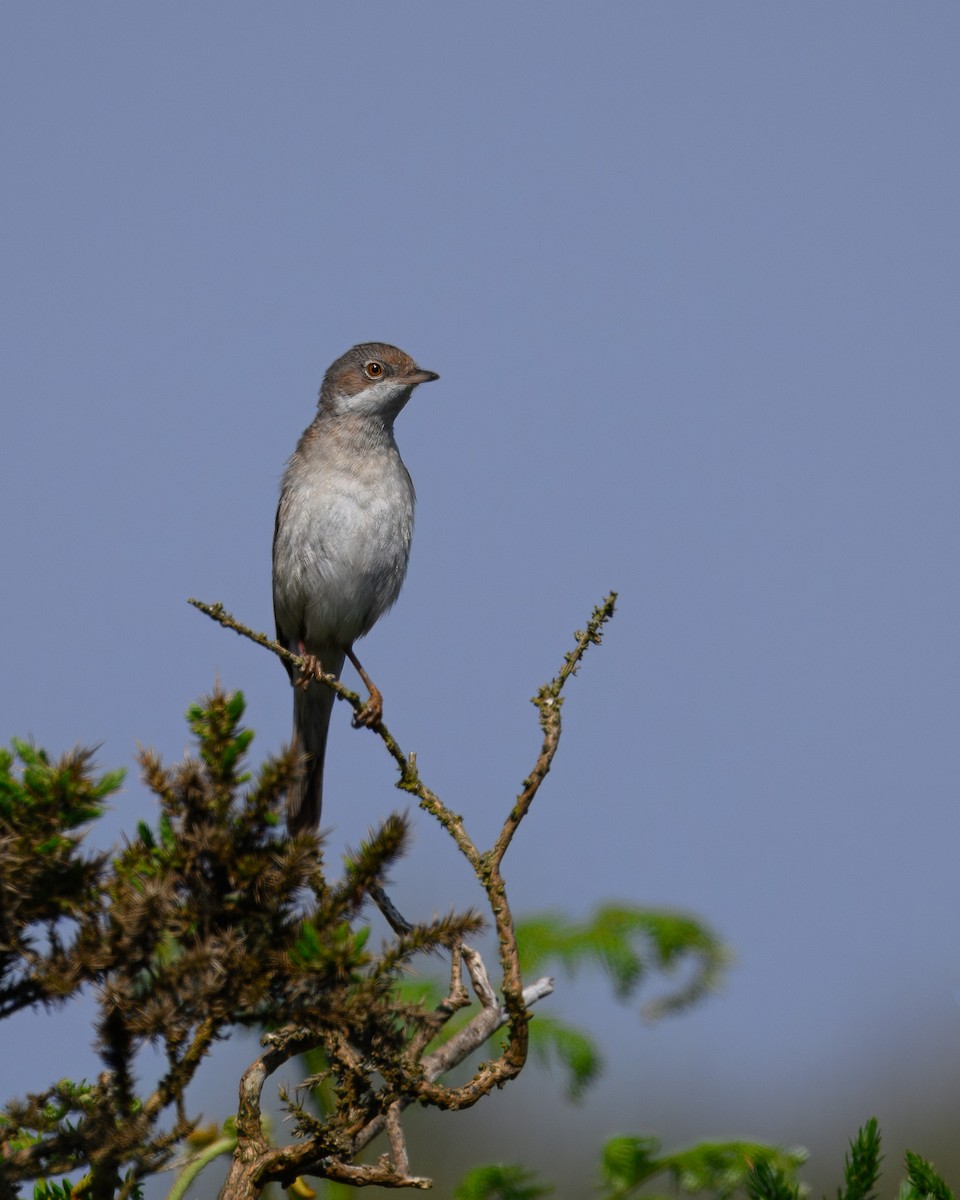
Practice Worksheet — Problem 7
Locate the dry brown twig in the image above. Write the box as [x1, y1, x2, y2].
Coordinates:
[188, 592, 617, 1196]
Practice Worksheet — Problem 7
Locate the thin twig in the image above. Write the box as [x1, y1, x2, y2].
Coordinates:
[490, 592, 617, 868]
[368, 882, 413, 936]
[313, 1156, 430, 1189]
[461, 944, 498, 1009]
[445, 938, 469, 1011]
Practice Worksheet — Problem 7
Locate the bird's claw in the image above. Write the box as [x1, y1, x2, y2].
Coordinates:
[353, 686, 383, 729]
[297, 653, 323, 690]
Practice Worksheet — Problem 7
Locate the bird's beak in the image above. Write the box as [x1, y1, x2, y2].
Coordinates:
[406, 369, 439, 385]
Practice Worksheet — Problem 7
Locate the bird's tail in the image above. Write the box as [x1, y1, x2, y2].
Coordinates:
[287, 649, 346, 833]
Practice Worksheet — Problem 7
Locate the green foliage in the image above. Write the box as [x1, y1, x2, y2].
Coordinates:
[666, 1140, 805, 1199]
[0, 739, 123, 1016]
[525, 1013, 600, 1100]
[448, 1134, 807, 1200]
[0, 688, 482, 1200]
[33, 1179, 78, 1200]
[516, 905, 730, 1020]
[598, 1135, 805, 1200]
[31, 1173, 143, 1200]
[838, 1117, 882, 1200]
[451, 1120, 948, 1200]
[903, 1150, 954, 1200]
[599, 1134, 663, 1198]
[501, 904, 731, 1104]
[453, 1164, 553, 1200]
[745, 1160, 802, 1200]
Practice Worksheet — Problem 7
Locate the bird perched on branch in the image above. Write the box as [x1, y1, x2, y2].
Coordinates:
[272, 342, 439, 832]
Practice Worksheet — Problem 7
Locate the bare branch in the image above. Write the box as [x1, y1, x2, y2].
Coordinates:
[385, 1103, 409, 1177]
[462, 943, 498, 1009]
[490, 592, 618, 868]
[369, 882, 414, 936]
[235, 1028, 316, 1146]
[312, 1156, 431, 1189]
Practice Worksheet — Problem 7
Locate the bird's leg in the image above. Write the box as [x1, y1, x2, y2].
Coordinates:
[347, 646, 383, 728]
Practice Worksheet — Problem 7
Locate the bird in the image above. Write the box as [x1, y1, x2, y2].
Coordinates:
[272, 342, 439, 832]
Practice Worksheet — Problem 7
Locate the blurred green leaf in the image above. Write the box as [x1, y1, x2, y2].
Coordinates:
[454, 1164, 552, 1200]
[527, 1014, 600, 1100]
[517, 904, 731, 1020]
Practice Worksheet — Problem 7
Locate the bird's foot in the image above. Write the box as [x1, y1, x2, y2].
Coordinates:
[297, 653, 324, 690]
[353, 684, 383, 729]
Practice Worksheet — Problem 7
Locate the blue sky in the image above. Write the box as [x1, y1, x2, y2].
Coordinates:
[2, 4, 960, 1194]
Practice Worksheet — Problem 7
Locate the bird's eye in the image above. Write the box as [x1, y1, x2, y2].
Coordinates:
[364, 361, 385, 379]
